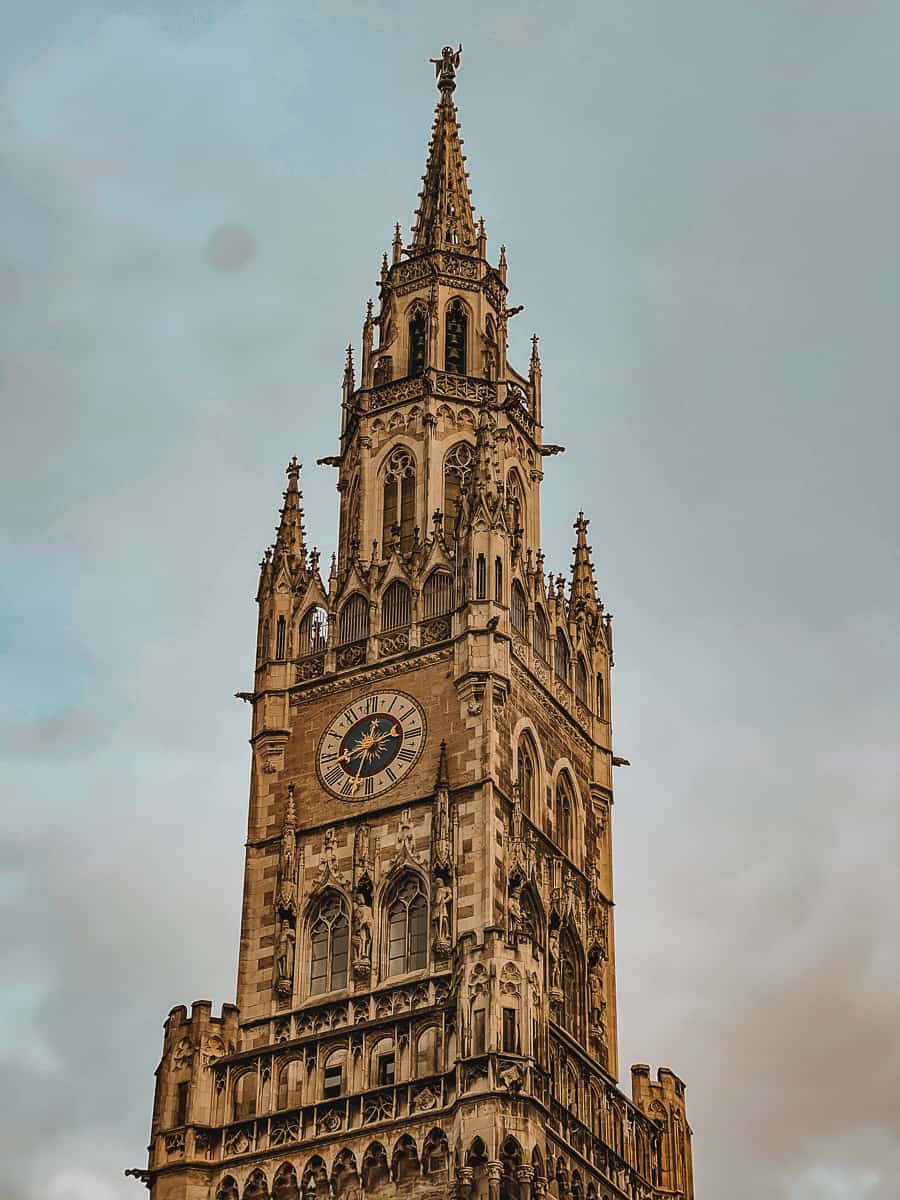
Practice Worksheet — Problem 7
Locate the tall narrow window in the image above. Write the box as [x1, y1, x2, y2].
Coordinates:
[309, 893, 349, 995]
[298, 605, 328, 656]
[381, 580, 411, 631]
[576, 656, 588, 704]
[408, 309, 427, 376]
[445, 299, 468, 373]
[494, 556, 503, 603]
[386, 874, 428, 976]
[233, 1071, 257, 1121]
[472, 1008, 486, 1055]
[502, 1007, 519, 1054]
[443, 442, 474, 539]
[382, 446, 416, 555]
[373, 356, 393, 386]
[534, 609, 550, 663]
[260, 619, 269, 663]
[596, 674, 605, 718]
[416, 1026, 438, 1075]
[322, 1051, 345, 1100]
[475, 554, 487, 599]
[338, 594, 369, 644]
[555, 777, 573, 857]
[560, 930, 583, 1040]
[174, 1081, 188, 1126]
[275, 615, 287, 660]
[517, 737, 536, 817]
[554, 629, 570, 684]
[276, 1059, 303, 1110]
[422, 570, 454, 618]
[511, 581, 527, 636]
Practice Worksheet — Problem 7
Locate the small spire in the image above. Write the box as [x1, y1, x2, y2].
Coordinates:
[273, 456, 306, 560]
[530, 334, 541, 375]
[498, 244, 507, 284]
[570, 512, 599, 614]
[412, 47, 477, 253]
[392, 223, 403, 265]
[381, 251, 389, 281]
[435, 739, 450, 790]
[285, 782, 296, 827]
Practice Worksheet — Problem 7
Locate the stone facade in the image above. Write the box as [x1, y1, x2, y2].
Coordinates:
[132, 46, 694, 1200]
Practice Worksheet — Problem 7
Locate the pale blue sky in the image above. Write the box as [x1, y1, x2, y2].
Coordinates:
[2, 4, 899, 1199]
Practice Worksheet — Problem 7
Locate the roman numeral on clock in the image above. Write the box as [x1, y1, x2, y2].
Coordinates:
[324, 765, 344, 786]
[398, 747, 416, 763]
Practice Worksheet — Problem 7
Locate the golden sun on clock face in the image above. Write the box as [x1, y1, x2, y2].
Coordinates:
[316, 691, 426, 800]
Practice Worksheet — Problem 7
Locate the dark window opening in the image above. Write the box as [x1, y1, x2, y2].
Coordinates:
[502, 1007, 518, 1054]
[472, 1008, 486, 1055]
[476, 554, 487, 599]
[408, 310, 427, 376]
[174, 1081, 188, 1126]
[275, 615, 286, 660]
[323, 1062, 343, 1100]
[376, 1052, 395, 1087]
[445, 299, 468, 374]
[494, 556, 503, 604]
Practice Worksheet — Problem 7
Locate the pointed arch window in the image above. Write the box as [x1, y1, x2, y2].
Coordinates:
[560, 928, 584, 1039]
[309, 892, 350, 996]
[554, 629, 570, 685]
[338, 594, 369, 644]
[511, 581, 527, 636]
[386, 874, 428, 976]
[475, 554, 487, 599]
[373, 356, 393, 387]
[322, 1049, 346, 1100]
[381, 580, 411, 632]
[576, 656, 588, 705]
[298, 605, 328, 656]
[534, 608, 550, 663]
[260, 619, 270, 664]
[555, 776, 573, 858]
[517, 735, 537, 818]
[494, 556, 503, 603]
[382, 446, 416, 555]
[408, 309, 427, 376]
[445, 298, 468, 374]
[416, 1025, 439, 1075]
[442, 442, 474, 539]
[233, 1070, 258, 1121]
[596, 674, 605, 718]
[276, 1058, 304, 1110]
[275, 615, 287, 660]
[423, 570, 454, 618]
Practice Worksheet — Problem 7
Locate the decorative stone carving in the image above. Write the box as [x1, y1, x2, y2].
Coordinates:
[224, 1126, 253, 1156]
[172, 1038, 193, 1070]
[164, 1131, 185, 1155]
[274, 919, 296, 996]
[270, 1116, 301, 1146]
[413, 1084, 439, 1111]
[352, 893, 374, 979]
[432, 879, 452, 957]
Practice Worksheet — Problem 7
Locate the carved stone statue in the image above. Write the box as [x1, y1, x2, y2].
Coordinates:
[276, 920, 296, 988]
[548, 928, 561, 990]
[353, 896, 374, 964]
[508, 886, 523, 942]
[589, 959, 605, 1027]
[433, 880, 452, 946]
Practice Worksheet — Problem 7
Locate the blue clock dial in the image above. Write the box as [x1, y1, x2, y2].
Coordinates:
[317, 691, 426, 800]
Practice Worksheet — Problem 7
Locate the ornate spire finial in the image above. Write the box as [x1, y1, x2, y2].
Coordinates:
[570, 511, 599, 615]
[435, 739, 450, 790]
[285, 782, 296, 826]
[273, 456, 306, 560]
[429, 44, 463, 93]
[412, 46, 477, 253]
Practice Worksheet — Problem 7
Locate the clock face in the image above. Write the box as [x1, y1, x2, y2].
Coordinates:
[316, 691, 426, 800]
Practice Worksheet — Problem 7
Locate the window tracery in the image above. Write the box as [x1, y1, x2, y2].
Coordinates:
[382, 446, 416, 555]
[338, 594, 369, 644]
[385, 873, 428, 976]
[442, 441, 474, 538]
[408, 309, 427, 376]
[445, 298, 468, 373]
[309, 892, 350, 995]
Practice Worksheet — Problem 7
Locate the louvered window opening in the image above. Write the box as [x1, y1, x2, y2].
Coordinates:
[423, 571, 454, 617]
[444, 299, 468, 373]
[475, 554, 487, 599]
[511, 583, 527, 635]
[554, 629, 570, 684]
[408, 310, 427, 376]
[534, 610, 549, 662]
[275, 615, 286, 660]
[381, 580, 411, 631]
[576, 657, 588, 704]
[382, 447, 416, 556]
[298, 605, 328, 656]
[338, 595, 369, 645]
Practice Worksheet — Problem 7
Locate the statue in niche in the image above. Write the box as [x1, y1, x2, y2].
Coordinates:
[589, 959, 605, 1027]
[275, 919, 296, 992]
[548, 928, 561, 991]
[508, 884, 523, 943]
[432, 879, 453, 950]
[355, 823, 371, 872]
[352, 894, 374, 966]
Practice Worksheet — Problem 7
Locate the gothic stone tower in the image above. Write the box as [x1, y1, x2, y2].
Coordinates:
[134, 46, 694, 1200]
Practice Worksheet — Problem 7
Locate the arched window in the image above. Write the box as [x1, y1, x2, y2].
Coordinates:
[416, 1025, 438, 1075]
[534, 608, 550, 663]
[386, 874, 428, 976]
[260, 619, 269, 664]
[382, 446, 416, 555]
[243, 1170, 269, 1200]
[555, 776, 573, 857]
[338, 594, 369, 644]
[494, 556, 503, 604]
[517, 736, 537, 817]
[408, 309, 426, 376]
[422, 1128, 450, 1177]
[596, 673, 605, 718]
[381, 580, 411, 631]
[373, 356, 393, 386]
[445, 298, 468, 373]
[341, 475, 360, 559]
[309, 892, 350, 995]
[554, 629, 570, 684]
[422, 570, 454, 618]
[443, 442, 474, 539]
[216, 1177, 239, 1200]
[370, 1036, 396, 1087]
[275, 615, 287, 660]
[322, 1049, 346, 1100]
[298, 605, 328, 656]
[276, 1058, 303, 1110]
[560, 928, 583, 1039]
[272, 1164, 300, 1200]
[511, 581, 527, 636]
[233, 1070, 257, 1120]
[576, 656, 588, 704]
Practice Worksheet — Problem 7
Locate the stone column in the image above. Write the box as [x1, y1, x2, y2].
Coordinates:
[487, 1162, 504, 1200]
[516, 1165, 535, 1200]
[456, 1165, 474, 1200]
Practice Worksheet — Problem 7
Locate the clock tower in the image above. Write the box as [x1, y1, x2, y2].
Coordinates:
[133, 46, 695, 1200]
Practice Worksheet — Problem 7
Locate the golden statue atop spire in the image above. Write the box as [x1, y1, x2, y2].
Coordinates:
[429, 43, 462, 92]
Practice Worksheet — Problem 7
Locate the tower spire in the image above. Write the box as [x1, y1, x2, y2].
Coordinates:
[570, 511, 599, 616]
[274, 456, 306, 562]
[412, 46, 477, 254]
